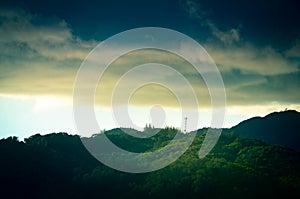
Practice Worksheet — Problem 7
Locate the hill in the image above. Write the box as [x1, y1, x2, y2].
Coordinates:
[230, 110, 300, 150]
[0, 128, 299, 199]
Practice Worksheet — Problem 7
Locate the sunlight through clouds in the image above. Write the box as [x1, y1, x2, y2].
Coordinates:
[33, 96, 71, 112]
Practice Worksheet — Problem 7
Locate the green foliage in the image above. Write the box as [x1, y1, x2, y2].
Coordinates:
[0, 128, 299, 199]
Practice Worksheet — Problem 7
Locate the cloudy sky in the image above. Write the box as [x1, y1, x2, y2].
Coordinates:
[0, 0, 299, 139]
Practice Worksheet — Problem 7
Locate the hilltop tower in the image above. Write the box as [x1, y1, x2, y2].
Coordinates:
[184, 117, 187, 133]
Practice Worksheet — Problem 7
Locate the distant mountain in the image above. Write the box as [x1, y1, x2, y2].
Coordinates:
[230, 110, 300, 150]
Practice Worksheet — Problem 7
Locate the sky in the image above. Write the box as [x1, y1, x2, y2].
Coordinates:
[0, 0, 300, 139]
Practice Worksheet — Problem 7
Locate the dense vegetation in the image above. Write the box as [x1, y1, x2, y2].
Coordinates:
[1, 126, 299, 199]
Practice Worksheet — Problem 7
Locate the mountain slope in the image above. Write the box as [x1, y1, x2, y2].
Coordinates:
[230, 110, 300, 150]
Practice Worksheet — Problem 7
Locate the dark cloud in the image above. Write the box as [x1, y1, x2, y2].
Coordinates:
[182, 0, 300, 48]
[1, 0, 299, 47]
[0, 0, 195, 40]
[0, 2, 299, 113]
[223, 70, 300, 106]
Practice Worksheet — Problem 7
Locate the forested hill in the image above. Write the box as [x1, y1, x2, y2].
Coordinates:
[1, 126, 300, 198]
[229, 110, 300, 150]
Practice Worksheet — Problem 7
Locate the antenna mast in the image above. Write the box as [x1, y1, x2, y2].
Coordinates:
[184, 117, 187, 133]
